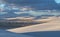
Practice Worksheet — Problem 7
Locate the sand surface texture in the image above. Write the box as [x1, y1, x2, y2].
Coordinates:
[7, 17, 60, 33]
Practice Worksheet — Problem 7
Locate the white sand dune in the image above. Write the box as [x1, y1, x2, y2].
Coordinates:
[7, 17, 60, 33]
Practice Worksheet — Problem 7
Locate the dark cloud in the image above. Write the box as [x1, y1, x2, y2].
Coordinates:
[3, 0, 60, 10]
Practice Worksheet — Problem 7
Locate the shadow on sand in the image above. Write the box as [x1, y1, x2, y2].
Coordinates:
[0, 21, 46, 29]
[21, 31, 60, 37]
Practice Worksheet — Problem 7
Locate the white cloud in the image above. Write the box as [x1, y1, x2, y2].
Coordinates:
[55, 0, 60, 3]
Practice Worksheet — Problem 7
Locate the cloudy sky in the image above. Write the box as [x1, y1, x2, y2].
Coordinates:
[4, 0, 60, 3]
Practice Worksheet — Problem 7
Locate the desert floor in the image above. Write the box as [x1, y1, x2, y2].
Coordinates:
[6, 17, 60, 37]
[0, 17, 60, 37]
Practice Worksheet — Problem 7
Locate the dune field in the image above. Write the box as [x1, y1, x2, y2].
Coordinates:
[7, 17, 60, 33]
